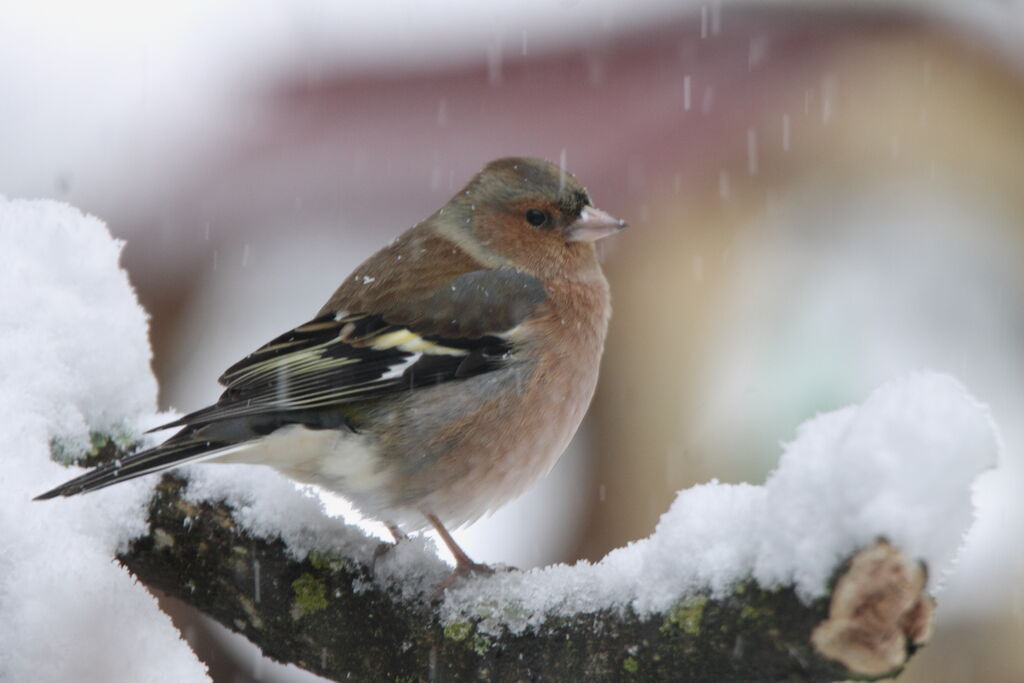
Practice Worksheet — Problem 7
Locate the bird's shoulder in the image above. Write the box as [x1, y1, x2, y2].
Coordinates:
[319, 222, 548, 339]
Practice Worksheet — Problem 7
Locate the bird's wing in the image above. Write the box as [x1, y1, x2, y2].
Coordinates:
[34, 268, 547, 500]
[152, 268, 547, 431]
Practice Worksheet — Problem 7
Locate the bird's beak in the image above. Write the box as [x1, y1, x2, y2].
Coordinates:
[566, 206, 628, 242]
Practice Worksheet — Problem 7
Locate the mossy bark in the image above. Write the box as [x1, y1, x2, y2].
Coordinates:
[78, 438, 920, 682]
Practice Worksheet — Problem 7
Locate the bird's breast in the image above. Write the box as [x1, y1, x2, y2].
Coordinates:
[381, 272, 612, 528]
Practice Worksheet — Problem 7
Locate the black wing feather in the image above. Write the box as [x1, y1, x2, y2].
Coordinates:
[151, 312, 511, 432]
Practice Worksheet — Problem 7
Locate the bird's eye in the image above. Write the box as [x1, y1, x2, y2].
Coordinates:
[525, 209, 549, 227]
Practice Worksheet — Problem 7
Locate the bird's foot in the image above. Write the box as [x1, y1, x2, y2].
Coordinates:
[433, 560, 520, 598]
[433, 559, 496, 597]
[424, 512, 516, 596]
[371, 522, 408, 571]
[371, 540, 396, 569]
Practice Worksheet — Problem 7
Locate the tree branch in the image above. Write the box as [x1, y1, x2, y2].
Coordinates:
[101, 444, 933, 682]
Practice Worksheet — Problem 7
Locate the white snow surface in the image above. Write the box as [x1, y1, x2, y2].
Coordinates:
[0, 198, 208, 682]
[443, 373, 999, 635]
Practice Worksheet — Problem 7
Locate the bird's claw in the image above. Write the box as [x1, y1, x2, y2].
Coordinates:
[372, 523, 409, 572]
[433, 561, 517, 598]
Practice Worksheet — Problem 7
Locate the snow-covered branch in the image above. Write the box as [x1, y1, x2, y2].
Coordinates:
[109, 370, 992, 681]
[1, 199, 998, 682]
[116, 466, 934, 682]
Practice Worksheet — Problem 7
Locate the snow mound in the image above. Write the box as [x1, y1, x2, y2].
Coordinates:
[443, 373, 999, 635]
[0, 198, 208, 682]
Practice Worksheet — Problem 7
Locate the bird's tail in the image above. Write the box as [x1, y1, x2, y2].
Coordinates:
[33, 436, 234, 500]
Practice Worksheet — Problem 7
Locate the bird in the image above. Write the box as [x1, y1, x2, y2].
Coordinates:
[35, 156, 626, 582]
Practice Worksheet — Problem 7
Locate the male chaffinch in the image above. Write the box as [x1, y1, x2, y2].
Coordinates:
[36, 156, 626, 579]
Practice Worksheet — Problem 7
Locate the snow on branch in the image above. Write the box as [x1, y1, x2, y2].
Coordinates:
[1, 198, 206, 682]
[1, 198, 999, 682]
[118, 471, 935, 681]
[114, 373, 993, 681]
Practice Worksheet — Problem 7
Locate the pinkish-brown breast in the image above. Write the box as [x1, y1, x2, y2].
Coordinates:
[375, 267, 612, 529]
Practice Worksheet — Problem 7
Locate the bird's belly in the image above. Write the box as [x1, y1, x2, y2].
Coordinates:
[213, 424, 398, 516]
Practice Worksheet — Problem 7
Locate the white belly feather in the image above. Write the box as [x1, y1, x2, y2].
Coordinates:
[211, 424, 396, 515]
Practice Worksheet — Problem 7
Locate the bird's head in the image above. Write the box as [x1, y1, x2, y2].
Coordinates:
[441, 157, 627, 276]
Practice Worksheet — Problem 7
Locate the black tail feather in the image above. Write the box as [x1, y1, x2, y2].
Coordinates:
[37, 408, 354, 500]
[33, 439, 230, 500]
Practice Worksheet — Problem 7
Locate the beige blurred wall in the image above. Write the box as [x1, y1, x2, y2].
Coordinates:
[588, 28, 1024, 682]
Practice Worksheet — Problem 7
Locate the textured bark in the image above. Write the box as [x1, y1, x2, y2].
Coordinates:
[78, 439, 928, 682]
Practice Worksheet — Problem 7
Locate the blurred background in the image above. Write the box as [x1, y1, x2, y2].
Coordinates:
[3, 1, 1023, 680]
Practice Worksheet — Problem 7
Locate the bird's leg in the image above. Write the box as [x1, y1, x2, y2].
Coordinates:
[385, 522, 408, 544]
[372, 521, 408, 568]
[427, 513, 494, 592]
